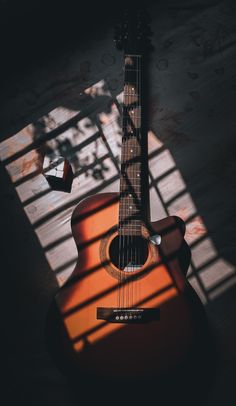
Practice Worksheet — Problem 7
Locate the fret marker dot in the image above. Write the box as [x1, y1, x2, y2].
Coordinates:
[130, 149, 133, 152]
[137, 173, 140, 177]
[129, 206, 132, 209]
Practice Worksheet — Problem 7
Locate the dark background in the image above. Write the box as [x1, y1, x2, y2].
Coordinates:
[1, 0, 236, 405]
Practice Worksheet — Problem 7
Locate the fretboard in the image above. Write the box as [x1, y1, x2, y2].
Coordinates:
[119, 54, 143, 236]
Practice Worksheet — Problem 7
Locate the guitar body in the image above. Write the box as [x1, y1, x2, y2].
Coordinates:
[47, 193, 205, 381]
[46, 13, 208, 390]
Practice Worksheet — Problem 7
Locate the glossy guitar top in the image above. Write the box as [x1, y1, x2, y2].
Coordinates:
[47, 192, 205, 381]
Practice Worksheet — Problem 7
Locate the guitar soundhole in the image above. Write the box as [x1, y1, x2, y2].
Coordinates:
[109, 235, 149, 271]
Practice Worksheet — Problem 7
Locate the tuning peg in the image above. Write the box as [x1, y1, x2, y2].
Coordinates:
[114, 38, 124, 51]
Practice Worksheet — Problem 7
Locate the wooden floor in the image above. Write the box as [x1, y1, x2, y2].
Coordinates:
[1, 1, 236, 405]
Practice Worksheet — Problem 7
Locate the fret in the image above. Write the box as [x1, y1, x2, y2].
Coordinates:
[119, 202, 142, 205]
[119, 205, 142, 209]
[120, 193, 142, 197]
[120, 178, 141, 181]
[119, 207, 142, 211]
[123, 115, 141, 119]
[123, 110, 141, 114]
[119, 222, 141, 225]
[120, 192, 141, 196]
[119, 218, 142, 222]
[121, 149, 141, 152]
[119, 205, 142, 210]
[120, 175, 141, 178]
[124, 93, 139, 97]
[119, 228, 141, 230]
[120, 173, 141, 177]
[119, 225, 141, 229]
[124, 69, 140, 72]
[119, 205, 142, 208]
[119, 219, 141, 223]
[119, 214, 142, 218]
[119, 218, 142, 224]
[118, 227, 142, 236]
[121, 153, 141, 156]
[119, 209, 142, 211]
[121, 151, 142, 154]
[119, 203, 142, 207]
[120, 186, 141, 189]
[119, 216, 142, 219]
[119, 224, 142, 227]
[119, 208, 142, 211]
[119, 224, 141, 227]
[121, 136, 141, 141]
[123, 110, 141, 117]
[121, 178, 141, 181]
[123, 109, 141, 113]
[119, 211, 142, 215]
[120, 178, 141, 182]
[120, 162, 141, 166]
[120, 182, 141, 186]
[120, 171, 142, 175]
[119, 226, 141, 228]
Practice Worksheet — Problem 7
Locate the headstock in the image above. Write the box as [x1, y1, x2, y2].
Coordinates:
[114, 8, 152, 54]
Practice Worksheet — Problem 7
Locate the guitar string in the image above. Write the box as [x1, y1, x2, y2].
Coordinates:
[130, 56, 134, 310]
[133, 55, 138, 308]
[119, 55, 126, 309]
[132, 54, 138, 308]
[124, 57, 129, 309]
[128, 56, 133, 309]
[128, 59, 131, 310]
[137, 54, 141, 307]
[122, 63, 127, 309]
[126, 60, 130, 309]
[121, 73, 125, 309]
[124, 69, 127, 309]
[135, 54, 140, 308]
[136, 53, 140, 302]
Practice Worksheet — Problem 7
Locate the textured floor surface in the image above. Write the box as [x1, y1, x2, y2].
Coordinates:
[1, 0, 236, 405]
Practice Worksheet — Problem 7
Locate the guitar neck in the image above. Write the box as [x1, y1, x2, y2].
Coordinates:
[118, 54, 148, 236]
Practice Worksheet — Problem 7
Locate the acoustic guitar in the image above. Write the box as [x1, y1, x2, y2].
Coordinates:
[46, 9, 206, 385]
